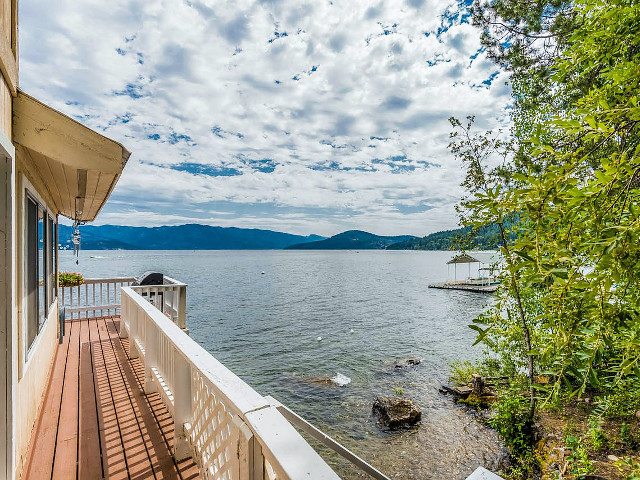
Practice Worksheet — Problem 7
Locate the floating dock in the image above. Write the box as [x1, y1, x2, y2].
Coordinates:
[428, 281, 499, 293]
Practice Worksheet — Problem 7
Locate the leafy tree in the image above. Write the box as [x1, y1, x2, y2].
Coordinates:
[455, 0, 640, 425]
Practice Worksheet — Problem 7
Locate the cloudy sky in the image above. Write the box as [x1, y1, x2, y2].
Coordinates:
[20, 0, 511, 237]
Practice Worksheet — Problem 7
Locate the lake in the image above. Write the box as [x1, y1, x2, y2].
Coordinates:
[60, 249, 507, 479]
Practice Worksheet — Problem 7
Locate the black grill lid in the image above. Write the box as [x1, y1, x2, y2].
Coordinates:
[132, 271, 164, 286]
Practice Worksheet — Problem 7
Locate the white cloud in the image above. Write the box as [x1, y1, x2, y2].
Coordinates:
[20, 0, 511, 237]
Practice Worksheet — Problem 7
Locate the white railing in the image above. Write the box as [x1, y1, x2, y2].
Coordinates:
[61, 277, 136, 319]
[60, 276, 188, 330]
[130, 275, 187, 331]
[120, 286, 340, 480]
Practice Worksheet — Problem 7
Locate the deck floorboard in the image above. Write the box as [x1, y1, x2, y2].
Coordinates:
[21, 316, 200, 480]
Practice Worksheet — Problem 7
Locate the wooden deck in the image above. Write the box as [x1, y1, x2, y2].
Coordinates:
[21, 316, 200, 480]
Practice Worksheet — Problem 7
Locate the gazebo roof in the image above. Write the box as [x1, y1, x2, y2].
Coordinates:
[447, 252, 501, 265]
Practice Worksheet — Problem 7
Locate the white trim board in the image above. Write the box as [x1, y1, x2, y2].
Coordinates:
[0, 150, 14, 480]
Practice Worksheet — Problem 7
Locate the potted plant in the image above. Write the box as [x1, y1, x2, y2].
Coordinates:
[58, 271, 84, 287]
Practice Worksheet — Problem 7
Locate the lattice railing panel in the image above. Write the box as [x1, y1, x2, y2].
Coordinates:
[121, 286, 340, 480]
[189, 371, 240, 480]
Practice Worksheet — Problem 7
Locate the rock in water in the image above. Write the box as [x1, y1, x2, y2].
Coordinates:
[394, 356, 422, 368]
[372, 396, 422, 429]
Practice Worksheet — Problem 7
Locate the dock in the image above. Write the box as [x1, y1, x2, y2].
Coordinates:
[428, 281, 499, 293]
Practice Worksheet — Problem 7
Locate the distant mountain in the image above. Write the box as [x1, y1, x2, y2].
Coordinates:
[285, 230, 416, 250]
[58, 224, 325, 250]
[386, 225, 503, 250]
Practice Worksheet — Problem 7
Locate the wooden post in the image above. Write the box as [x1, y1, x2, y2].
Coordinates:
[237, 420, 256, 479]
[144, 314, 157, 393]
[173, 354, 192, 460]
[472, 374, 485, 396]
[178, 285, 187, 332]
[119, 293, 128, 339]
[129, 301, 138, 359]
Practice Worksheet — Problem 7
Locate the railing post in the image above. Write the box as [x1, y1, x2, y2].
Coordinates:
[178, 285, 187, 331]
[119, 292, 129, 339]
[144, 314, 158, 394]
[236, 419, 264, 480]
[173, 353, 192, 461]
[237, 421, 261, 479]
[129, 302, 139, 359]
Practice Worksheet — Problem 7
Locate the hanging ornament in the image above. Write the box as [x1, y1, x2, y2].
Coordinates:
[72, 220, 82, 265]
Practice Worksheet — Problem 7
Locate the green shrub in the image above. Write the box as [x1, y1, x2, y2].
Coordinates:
[489, 388, 533, 457]
[59, 271, 83, 287]
[621, 423, 640, 451]
[565, 435, 593, 476]
[449, 360, 475, 386]
[588, 421, 607, 451]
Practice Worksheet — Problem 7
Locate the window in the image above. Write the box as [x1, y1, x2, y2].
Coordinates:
[26, 196, 57, 352]
[26, 197, 38, 349]
[38, 206, 45, 327]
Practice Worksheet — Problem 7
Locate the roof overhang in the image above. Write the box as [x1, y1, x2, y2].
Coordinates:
[13, 90, 130, 222]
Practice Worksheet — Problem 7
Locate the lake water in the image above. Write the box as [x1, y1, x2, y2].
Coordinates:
[60, 249, 507, 479]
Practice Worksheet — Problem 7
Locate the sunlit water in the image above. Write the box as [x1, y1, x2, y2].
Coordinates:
[61, 249, 507, 478]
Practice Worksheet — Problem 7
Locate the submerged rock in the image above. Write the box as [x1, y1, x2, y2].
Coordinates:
[372, 396, 422, 429]
[394, 356, 421, 368]
[454, 386, 473, 397]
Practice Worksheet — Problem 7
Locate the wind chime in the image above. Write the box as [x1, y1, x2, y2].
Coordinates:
[73, 195, 85, 265]
[72, 220, 81, 265]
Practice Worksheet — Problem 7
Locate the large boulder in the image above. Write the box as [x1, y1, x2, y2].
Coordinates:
[372, 396, 422, 429]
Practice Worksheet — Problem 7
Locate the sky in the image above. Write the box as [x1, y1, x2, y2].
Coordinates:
[20, 0, 511, 237]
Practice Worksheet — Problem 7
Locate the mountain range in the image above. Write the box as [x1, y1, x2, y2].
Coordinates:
[58, 224, 493, 251]
[285, 230, 415, 249]
[58, 224, 324, 250]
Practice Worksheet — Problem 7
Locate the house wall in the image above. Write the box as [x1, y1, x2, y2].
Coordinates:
[13, 306, 57, 477]
[0, 0, 16, 141]
[0, 139, 15, 480]
[0, 1, 62, 478]
[0, 1, 16, 478]
[11, 164, 60, 478]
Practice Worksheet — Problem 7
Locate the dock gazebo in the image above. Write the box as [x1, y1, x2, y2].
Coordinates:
[447, 252, 501, 285]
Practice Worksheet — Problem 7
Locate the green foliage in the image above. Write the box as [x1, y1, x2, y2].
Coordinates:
[489, 388, 534, 457]
[621, 423, 640, 451]
[393, 387, 404, 396]
[615, 456, 640, 480]
[449, 360, 476, 386]
[58, 271, 83, 287]
[565, 432, 594, 475]
[449, 358, 504, 386]
[587, 419, 608, 452]
[453, 0, 640, 425]
[386, 224, 506, 250]
[592, 377, 640, 418]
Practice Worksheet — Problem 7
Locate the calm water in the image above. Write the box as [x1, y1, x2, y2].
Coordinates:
[60, 249, 507, 478]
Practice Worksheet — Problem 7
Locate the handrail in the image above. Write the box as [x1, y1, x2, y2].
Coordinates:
[267, 397, 391, 480]
[120, 286, 340, 480]
[60, 276, 188, 331]
[60, 277, 135, 319]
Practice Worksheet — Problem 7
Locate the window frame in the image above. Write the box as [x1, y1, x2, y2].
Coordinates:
[24, 188, 58, 358]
